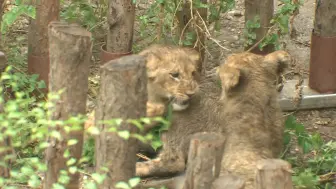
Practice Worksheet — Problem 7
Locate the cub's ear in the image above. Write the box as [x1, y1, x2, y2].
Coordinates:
[182, 47, 201, 63]
[263, 50, 291, 75]
[138, 50, 162, 80]
[218, 65, 241, 92]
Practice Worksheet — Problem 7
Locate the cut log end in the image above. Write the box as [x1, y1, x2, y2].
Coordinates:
[255, 159, 294, 189]
[101, 55, 146, 71]
[49, 21, 92, 38]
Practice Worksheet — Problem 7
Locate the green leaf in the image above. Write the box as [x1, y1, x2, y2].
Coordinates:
[115, 181, 130, 189]
[92, 173, 106, 184]
[66, 158, 77, 166]
[67, 139, 78, 146]
[128, 177, 141, 187]
[118, 130, 130, 140]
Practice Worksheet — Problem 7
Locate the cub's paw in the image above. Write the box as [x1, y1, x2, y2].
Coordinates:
[135, 158, 160, 177]
[265, 50, 291, 65]
[147, 102, 165, 117]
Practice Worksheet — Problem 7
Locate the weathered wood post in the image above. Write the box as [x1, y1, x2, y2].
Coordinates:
[211, 175, 245, 189]
[28, 0, 60, 94]
[95, 55, 147, 188]
[43, 21, 92, 189]
[309, 0, 336, 93]
[100, 0, 135, 64]
[244, 0, 274, 54]
[255, 159, 293, 189]
[182, 132, 225, 189]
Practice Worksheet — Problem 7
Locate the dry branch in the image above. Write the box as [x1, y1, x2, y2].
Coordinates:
[95, 55, 147, 188]
[44, 21, 92, 189]
[182, 132, 225, 189]
[255, 159, 293, 189]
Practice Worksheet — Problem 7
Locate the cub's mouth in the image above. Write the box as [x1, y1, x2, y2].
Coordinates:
[169, 97, 191, 111]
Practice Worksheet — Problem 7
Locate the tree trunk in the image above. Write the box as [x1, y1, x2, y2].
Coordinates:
[211, 175, 245, 189]
[182, 132, 225, 189]
[308, 0, 336, 93]
[255, 159, 293, 189]
[177, 0, 208, 74]
[43, 21, 92, 189]
[95, 55, 147, 189]
[244, 0, 274, 55]
[27, 0, 60, 94]
[106, 0, 135, 53]
[0, 0, 5, 51]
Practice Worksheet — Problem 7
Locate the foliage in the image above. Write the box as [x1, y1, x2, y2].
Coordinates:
[244, 0, 303, 50]
[1, 0, 35, 33]
[136, 0, 235, 51]
[282, 115, 336, 189]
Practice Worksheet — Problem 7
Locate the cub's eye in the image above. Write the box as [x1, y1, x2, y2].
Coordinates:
[170, 72, 179, 78]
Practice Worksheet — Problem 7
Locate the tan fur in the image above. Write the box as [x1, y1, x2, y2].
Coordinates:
[139, 44, 201, 115]
[218, 50, 290, 189]
[136, 50, 290, 189]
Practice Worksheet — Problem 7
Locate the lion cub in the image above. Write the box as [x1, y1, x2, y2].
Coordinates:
[218, 50, 290, 189]
[136, 50, 290, 184]
[139, 44, 201, 117]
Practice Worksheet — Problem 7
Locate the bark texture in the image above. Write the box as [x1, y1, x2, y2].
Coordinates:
[44, 21, 92, 189]
[255, 159, 293, 189]
[27, 0, 60, 93]
[95, 55, 147, 189]
[244, 0, 274, 54]
[182, 132, 225, 189]
[211, 175, 245, 189]
[313, 0, 336, 37]
[106, 0, 135, 52]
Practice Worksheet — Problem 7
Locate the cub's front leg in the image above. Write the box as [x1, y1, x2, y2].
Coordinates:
[147, 102, 165, 117]
[136, 149, 186, 178]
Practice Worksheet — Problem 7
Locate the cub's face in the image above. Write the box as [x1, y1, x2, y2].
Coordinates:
[139, 45, 201, 111]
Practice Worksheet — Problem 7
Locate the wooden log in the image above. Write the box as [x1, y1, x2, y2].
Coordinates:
[255, 159, 293, 189]
[43, 21, 92, 189]
[95, 55, 147, 189]
[308, 0, 336, 93]
[211, 175, 245, 189]
[106, 0, 135, 53]
[182, 132, 225, 189]
[137, 174, 186, 189]
[27, 0, 60, 94]
[244, 0, 274, 54]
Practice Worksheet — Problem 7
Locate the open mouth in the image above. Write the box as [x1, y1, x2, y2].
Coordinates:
[170, 97, 190, 111]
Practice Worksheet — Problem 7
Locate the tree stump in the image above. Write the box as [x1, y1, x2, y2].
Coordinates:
[309, 0, 336, 93]
[95, 55, 147, 189]
[27, 0, 60, 94]
[182, 132, 225, 189]
[43, 21, 92, 189]
[211, 175, 245, 189]
[255, 159, 293, 189]
[244, 0, 274, 54]
[106, 0, 135, 53]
